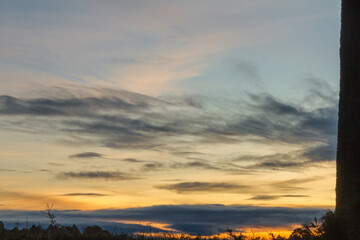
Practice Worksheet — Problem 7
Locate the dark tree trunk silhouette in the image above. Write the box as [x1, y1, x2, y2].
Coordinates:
[336, 0, 360, 239]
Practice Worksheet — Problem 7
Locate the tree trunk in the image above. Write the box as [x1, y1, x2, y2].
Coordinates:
[336, 0, 360, 239]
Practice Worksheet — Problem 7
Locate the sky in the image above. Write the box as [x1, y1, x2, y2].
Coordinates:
[0, 0, 341, 236]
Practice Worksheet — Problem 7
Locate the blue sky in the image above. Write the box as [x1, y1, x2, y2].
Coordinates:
[0, 0, 340, 235]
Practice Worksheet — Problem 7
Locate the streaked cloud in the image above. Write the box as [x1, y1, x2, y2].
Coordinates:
[156, 176, 323, 196]
[122, 158, 144, 163]
[272, 177, 325, 192]
[56, 171, 140, 181]
[156, 181, 254, 194]
[0, 94, 149, 116]
[60, 193, 109, 197]
[0, 86, 338, 166]
[141, 162, 165, 172]
[249, 195, 310, 201]
[0, 168, 17, 172]
[68, 152, 104, 159]
[170, 160, 220, 171]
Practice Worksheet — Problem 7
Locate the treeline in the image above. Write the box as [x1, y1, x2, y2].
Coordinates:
[0, 211, 345, 240]
[0, 222, 157, 240]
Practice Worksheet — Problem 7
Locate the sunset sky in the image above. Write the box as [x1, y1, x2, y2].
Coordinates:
[0, 0, 340, 235]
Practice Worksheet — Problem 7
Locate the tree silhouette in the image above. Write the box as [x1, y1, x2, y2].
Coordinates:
[336, 0, 360, 239]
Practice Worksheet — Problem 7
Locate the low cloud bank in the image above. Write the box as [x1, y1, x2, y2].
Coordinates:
[0, 204, 328, 235]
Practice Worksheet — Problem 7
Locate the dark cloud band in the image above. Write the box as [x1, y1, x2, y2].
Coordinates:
[0, 204, 328, 235]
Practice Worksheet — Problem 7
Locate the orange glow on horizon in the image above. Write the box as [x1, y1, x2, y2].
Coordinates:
[103, 220, 177, 232]
[95, 220, 298, 239]
[137, 229, 293, 239]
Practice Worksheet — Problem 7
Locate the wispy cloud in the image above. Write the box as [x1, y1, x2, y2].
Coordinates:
[0, 168, 17, 172]
[156, 176, 323, 196]
[0, 85, 338, 168]
[60, 193, 109, 197]
[236, 60, 261, 84]
[171, 160, 219, 170]
[57, 171, 140, 181]
[0, 168, 31, 173]
[271, 176, 324, 192]
[156, 181, 254, 194]
[68, 152, 104, 159]
[141, 162, 165, 172]
[0, 94, 149, 116]
[235, 153, 306, 171]
[122, 158, 145, 163]
[303, 141, 337, 162]
[0, 0, 338, 95]
[248, 195, 310, 201]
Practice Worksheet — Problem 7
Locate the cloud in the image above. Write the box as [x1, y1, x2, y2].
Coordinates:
[0, 168, 31, 173]
[0, 168, 17, 172]
[0, 204, 328, 235]
[156, 181, 254, 194]
[123, 158, 144, 163]
[302, 140, 337, 162]
[48, 162, 65, 166]
[141, 162, 165, 171]
[132, 153, 314, 175]
[0, 94, 148, 116]
[228, 94, 337, 145]
[0, 209, 165, 233]
[249, 159, 306, 171]
[232, 153, 307, 172]
[56, 171, 140, 181]
[68, 152, 104, 159]
[0, 189, 84, 209]
[0, 86, 338, 165]
[60, 193, 108, 197]
[256, 161, 303, 169]
[37, 169, 51, 172]
[249, 195, 310, 200]
[171, 151, 205, 156]
[170, 160, 220, 171]
[250, 94, 301, 116]
[271, 176, 324, 192]
[236, 60, 261, 84]
[0, 0, 338, 97]
[156, 177, 322, 196]
[166, 159, 251, 174]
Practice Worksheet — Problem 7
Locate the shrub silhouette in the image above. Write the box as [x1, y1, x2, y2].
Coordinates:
[226, 227, 246, 240]
[27, 225, 44, 240]
[83, 225, 112, 240]
[319, 211, 345, 240]
[268, 233, 287, 240]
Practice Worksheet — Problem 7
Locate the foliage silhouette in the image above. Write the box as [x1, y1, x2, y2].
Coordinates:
[40, 203, 59, 228]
